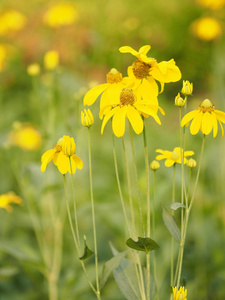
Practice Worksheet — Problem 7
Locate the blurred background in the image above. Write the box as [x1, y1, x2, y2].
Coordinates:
[0, 0, 225, 299]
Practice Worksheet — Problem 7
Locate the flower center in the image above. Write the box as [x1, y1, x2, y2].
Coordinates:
[107, 68, 123, 83]
[120, 88, 135, 106]
[199, 99, 214, 113]
[54, 144, 62, 152]
[171, 151, 179, 161]
[132, 59, 150, 79]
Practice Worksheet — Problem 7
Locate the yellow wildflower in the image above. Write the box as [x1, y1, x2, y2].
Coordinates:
[156, 147, 194, 167]
[44, 50, 59, 70]
[150, 160, 160, 171]
[101, 87, 164, 137]
[41, 135, 83, 174]
[186, 158, 197, 168]
[27, 64, 40, 76]
[172, 286, 187, 300]
[8, 122, 42, 151]
[191, 17, 222, 41]
[43, 2, 78, 28]
[0, 44, 6, 72]
[175, 93, 185, 107]
[196, 0, 225, 10]
[81, 109, 94, 127]
[181, 80, 193, 96]
[181, 99, 225, 137]
[0, 10, 27, 36]
[0, 192, 22, 212]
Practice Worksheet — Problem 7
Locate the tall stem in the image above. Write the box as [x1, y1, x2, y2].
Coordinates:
[171, 164, 176, 287]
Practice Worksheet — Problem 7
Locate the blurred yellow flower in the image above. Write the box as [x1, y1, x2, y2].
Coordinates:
[196, 0, 225, 10]
[81, 109, 94, 127]
[186, 158, 197, 168]
[44, 50, 59, 70]
[8, 122, 42, 151]
[181, 99, 225, 137]
[0, 10, 27, 36]
[27, 63, 40, 76]
[181, 80, 193, 96]
[41, 135, 83, 174]
[172, 286, 187, 300]
[43, 2, 78, 28]
[0, 44, 6, 71]
[0, 192, 22, 212]
[191, 17, 222, 41]
[156, 147, 194, 167]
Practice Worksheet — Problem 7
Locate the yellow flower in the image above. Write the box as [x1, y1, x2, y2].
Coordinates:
[0, 44, 6, 72]
[172, 286, 187, 300]
[181, 99, 225, 137]
[175, 93, 185, 107]
[0, 192, 22, 212]
[150, 160, 160, 170]
[43, 2, 78, 28]
[191, 17, 222, 41]
[8, 122, 42, 151]
[186, 158, 197, 168]
[156, 147, 194, 167]
[101, 87, 164, 137]
[0, 10, 27, 36]
[81, 109, 94, 127]
[41, 135, 83, 174]
[196, 0, 225, 10]
[27, 64, 41, 76]
[119, 45, 181, 94]
[181, 80, 193, 96]
[44, 50, 59, 70]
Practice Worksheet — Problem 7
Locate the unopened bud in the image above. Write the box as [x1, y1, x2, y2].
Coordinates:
[150, 160, 160, 171]
[175, 93, 185, 107]
[186, 158, 196, 168]
[181, 80, 193, 96]
[81, 109, 94, 127]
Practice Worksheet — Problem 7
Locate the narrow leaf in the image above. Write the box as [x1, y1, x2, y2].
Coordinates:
[161, 203, 181, 242]
[126, 237, 159, 253]
[79, 236, 93, 261]
[170, 202, 185, 211]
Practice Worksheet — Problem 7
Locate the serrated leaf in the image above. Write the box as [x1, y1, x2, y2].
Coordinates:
[100, 251, 127, 289]
[170, 202, 185, 211]
[79, 237, 93, 261]
[126, 237, 159, 253]
[161, 203, 181, 242]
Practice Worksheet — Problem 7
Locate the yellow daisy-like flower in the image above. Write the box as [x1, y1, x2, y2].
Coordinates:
[8, 122, 42, 151]
[0, 44, 7, 72]
[156, 147, 194, 167]
[181, 99, 225, 137]
[43, 2, 78, 28]
[172, 286, 187, 300]
[101, 87, 164, 137]
[196, 0, 225, 10]
[119, 45, 181, 93]
[191, 17, 222, 41]
[0, 192, 22, 212]
[0, 10, 27, 36]
[41, 135, 83, 174]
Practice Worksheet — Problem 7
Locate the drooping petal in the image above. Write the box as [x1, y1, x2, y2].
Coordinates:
[155, 154, 166, 160]
[212, 112, 218, 138]
[138, 45, 151, 55]
[72, 154, 83, 169]
[135, 104, 161, 124]
[100, 83, 121, 111]
[218, 121, 224, 137]
[68, 157, 76, 174]
[119, 46, 138, 56]
[41, 149, 56, 172]
[112, 106, 127, 137]
[155, 149, 164, 154]
[127, 106, 143, 134]
[184, 150, 194, 157]
[214, 110, 225, 123]
[165, 159, 175, 167]
[139, 77, 159, 101]
[101, 106, 120, 134]
[150, 59, 181, 83]
[181, 110, 199, 127]
[201, 112, 213, 135]
[190, 112, 203, 135]
[56, 152, 70, 174]
[83, 83, 109, 106]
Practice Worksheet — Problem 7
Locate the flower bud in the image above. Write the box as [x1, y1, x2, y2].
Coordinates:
[181, 80, 193, 96]
[81, 109, 94, 127]
[44, 50, 59, 70]
[27, 63, 40, 76]
[62, 135, 76, 156]
[150, 160, 160, 171]
[175, 93, 185, 107]
[186, 158, 196, 168]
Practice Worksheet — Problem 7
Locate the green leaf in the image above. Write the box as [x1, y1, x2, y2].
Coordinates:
[161, 203, 181, 242]
[126, 237, 159, 253]
[79, 236, 93, 261]
[100, 251, 127, 289]
[170, 202, 185, 211]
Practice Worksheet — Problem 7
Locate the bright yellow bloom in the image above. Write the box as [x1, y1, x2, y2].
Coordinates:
[81, 109, 94, 127]
[8, 122, 42, 151]
[119, 45, 181, 94]
[43, 2, 78, 28]
[187, 158, 197, 168]
[181, 99, 225, 137]
[41, 135, 83, 174]
[101, 87, 164, 137]
[44, 50, 59, 70]
[175, 93, 185, 107]
[27, 64, 40, 76]
[0, 192, 22, 212]
[156, 147, 194, 167]
[0, 44, 6, 72]
[0, 10, 27, 36]
[172, 286, 187, 300]
[196, 0, 225, 10]
[150, 160, 160, 170]
[191, 17, 222, 41]
[181, 80, 193, 96]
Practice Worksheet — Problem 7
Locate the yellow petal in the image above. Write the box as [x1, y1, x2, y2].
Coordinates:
[127, 106, 143, 135]
[119, 46, 138, 56]
[83, 83, 109, 106]
[150, 59, 181, 83]
[214, 110, 225, 123]
[112, 106, 127, 137]
[155, 154, 165, 160]
[201, 112, 213, 135]
[190, 111, 203, 135]
[101, 106, 120, 134]
[212, 112, 218, 138]
[56, 152, 70, 174]
[100, 83, 121, 110]
[135, 104, 161, 124]
[41, 149, 56, 172]
[181, 110, 199, 127]
[72, 154, 83, 169]
[138, 45, 151, 55]
[218, 121, 224, 137]
[184, 150, 194, 157]
[165, 159, 175, 167]
[138, 77, 158, 101]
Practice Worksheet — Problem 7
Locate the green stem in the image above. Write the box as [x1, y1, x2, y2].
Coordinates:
[171, 164, 176, 287]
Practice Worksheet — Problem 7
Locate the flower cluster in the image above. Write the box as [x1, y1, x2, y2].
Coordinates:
[83, 45, 181, 137]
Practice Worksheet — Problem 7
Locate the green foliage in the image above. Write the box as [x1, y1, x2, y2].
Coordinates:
[126, 237, 159, 253]
[161, 203, 181, 242]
